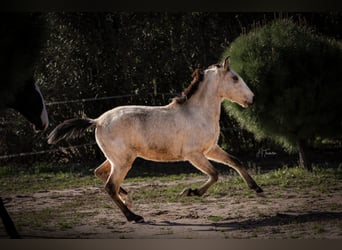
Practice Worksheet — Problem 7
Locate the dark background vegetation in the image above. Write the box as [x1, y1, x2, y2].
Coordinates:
[1, 12, 341, 173]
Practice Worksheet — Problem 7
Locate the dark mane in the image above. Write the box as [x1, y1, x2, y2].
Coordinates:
[173, 68, 204, 104]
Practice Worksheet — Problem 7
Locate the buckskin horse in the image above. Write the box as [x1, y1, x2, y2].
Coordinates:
[48, 56, 263, 223]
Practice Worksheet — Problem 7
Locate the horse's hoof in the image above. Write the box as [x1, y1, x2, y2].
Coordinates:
[256, 192, 266, 198]
[255, 186, 263, 193]
[179, 188, 190, 197]
[179, 188, 200, 197]
[254, 185, 265, 197]
[134, 215, 145, 223]
[127, 213, 144, 223]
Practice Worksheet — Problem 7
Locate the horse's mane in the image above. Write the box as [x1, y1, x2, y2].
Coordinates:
[173, 68, 204, 104]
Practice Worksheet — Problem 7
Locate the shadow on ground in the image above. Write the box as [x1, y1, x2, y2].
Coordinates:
[145, 211, 342, 232]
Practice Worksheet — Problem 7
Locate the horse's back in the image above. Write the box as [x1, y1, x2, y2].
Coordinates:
[96, 105, 177, 128]
[95, 104, 175, 138]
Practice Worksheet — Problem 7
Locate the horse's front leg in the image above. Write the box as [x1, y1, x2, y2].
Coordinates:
[205, 145, 264, 195]
[180, 152, 219, 197]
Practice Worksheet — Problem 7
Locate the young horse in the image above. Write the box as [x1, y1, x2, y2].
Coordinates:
[48, 56, 263, 223]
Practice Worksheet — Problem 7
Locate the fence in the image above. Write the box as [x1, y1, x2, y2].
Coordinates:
[1, 92, 252, 164]
[2, 92, 341, 170]
[6, 92, 329, 165]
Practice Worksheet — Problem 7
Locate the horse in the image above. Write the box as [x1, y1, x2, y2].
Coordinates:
[48, 56, 263, 223]
[6, 77, 49, 131]
[0, 13, 49, 238]
[0, 78, 48, 238]
[0, 77, 49, 238]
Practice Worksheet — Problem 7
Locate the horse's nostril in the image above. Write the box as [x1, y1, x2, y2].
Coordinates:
[243, 96, 254, 108]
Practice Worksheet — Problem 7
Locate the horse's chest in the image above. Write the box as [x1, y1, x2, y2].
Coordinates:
[194, 122, 220, 142]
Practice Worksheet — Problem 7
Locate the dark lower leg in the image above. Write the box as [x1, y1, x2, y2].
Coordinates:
[239, 170, 263, 193]
[206, 146, 263, 194]
[180, 173, 218, 197]
[105, 181, 143, 223]
[180, 154, 219, 197]
[95, 161, 132, 204]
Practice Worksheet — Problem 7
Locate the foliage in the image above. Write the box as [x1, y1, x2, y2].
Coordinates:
[222, 19, 342, 152]
[1, 13, 342, 166]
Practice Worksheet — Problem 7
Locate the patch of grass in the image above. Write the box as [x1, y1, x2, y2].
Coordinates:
[217, 204, 225, 209]
[0, 165, 15, 176]
[1, 164, 341, 205]
[126, 172, 202, 183]
[101, 203, 113, 209]
[312, 223, 325, 234]
[131, 182, 205, 204]
[0, 162, 95, 176]
[14, 197, 99, 232]
[196, 165, 342, 202]
[0, 172, 102, 194]
[255, 165, 342, 189]
[207, 215, 225, 222]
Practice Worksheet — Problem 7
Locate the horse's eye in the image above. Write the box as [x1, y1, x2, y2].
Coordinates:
[232, 75, 239, 82]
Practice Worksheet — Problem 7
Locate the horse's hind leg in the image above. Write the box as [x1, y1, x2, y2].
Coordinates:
[95, 160, 131, 206]
[104, 159, 144, 223]
[206, 145, 263, 195]
[180, 152, 219, 197]
[94, 160, 111, 182]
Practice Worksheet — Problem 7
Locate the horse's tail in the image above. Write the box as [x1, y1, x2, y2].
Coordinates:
[47, 118, 96, 144]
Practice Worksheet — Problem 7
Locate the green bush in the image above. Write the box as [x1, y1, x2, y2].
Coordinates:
[222, 19, 342, 153]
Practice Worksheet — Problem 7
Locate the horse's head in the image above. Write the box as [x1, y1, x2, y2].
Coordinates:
[11, 79, 49, 131]
[213, 56, 254, 108]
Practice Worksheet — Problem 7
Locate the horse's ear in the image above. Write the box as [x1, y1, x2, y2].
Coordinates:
[223, 56, 230, 71]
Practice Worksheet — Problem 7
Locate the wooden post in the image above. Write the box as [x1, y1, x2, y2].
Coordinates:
[298, 139, 313, 172]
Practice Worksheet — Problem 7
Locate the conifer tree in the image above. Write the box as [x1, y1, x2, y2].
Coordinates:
[222, 19, 342, 170]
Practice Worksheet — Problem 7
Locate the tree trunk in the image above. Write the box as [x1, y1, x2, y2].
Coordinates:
[298, 139, 313, 172]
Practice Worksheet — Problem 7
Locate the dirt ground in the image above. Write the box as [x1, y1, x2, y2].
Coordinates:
[1, 175, 342, 239]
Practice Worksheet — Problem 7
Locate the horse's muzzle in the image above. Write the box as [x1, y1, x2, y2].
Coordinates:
[245, 95, 254, 108]
[243, 98, 254, 108]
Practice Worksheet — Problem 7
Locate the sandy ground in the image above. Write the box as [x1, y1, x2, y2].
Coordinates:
[1, 175, 342, 239]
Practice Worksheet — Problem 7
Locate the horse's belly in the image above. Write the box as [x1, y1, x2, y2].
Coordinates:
[139, 154, 183, 162]
[135, 142, 183, 162]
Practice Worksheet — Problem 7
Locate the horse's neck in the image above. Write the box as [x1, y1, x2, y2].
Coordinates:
[185, 78, 222, 124]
